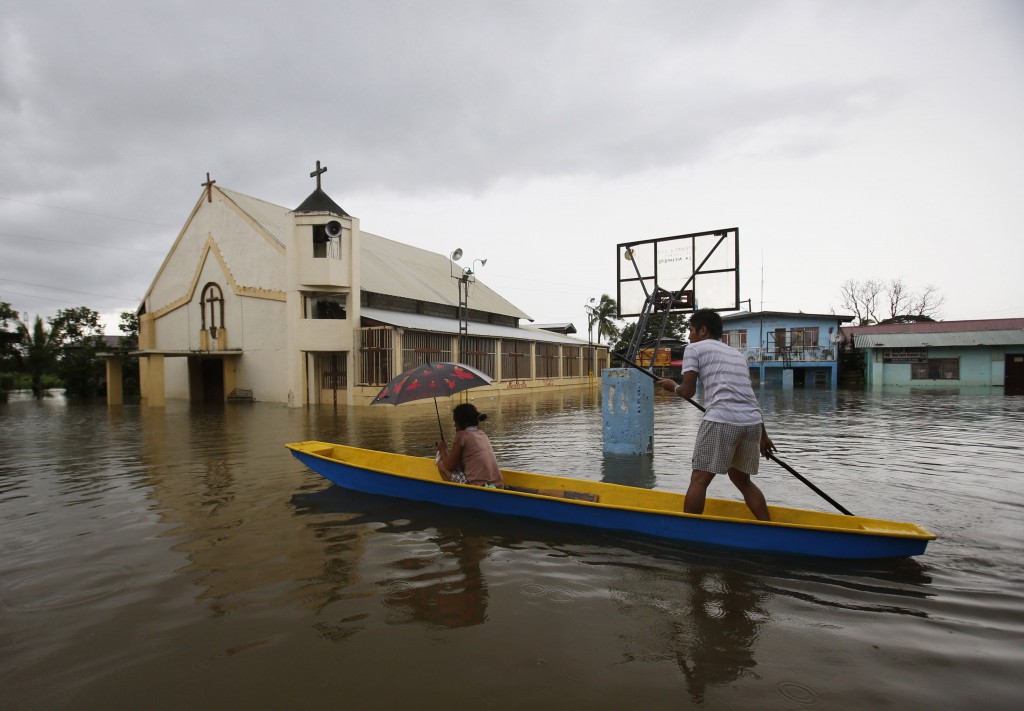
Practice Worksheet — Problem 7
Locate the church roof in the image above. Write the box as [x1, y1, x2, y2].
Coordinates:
[216, 187, 530, 321]
[294, 188, 351, 216]
[219, 187, 290, 247]
[360, 231, 531, 320]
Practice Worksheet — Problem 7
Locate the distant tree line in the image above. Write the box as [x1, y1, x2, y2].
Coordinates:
[0, 300, 138, 400]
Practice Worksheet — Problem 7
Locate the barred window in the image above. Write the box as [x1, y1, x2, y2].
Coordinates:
[562, 345, 580, 377]
[501, 339, 530, 380]
[535, 343, 560, 379]
[461, 336, 496, 376]
[911, 358, 959, 380]
[356, 327, 393, 386]
[401, 331, 453, 371]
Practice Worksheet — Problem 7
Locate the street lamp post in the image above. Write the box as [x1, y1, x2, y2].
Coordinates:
[585, 297, 598, 379]
[450, 249, 486, 361]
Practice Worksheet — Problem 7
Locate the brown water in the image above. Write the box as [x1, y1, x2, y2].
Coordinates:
[1, 387, 1022, 710]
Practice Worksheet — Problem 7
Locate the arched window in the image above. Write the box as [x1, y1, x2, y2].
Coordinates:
[200, 283, 224, 339]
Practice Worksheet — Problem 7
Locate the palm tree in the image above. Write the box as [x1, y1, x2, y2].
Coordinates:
[587, 294, 620, 345]
[16, 315, 56, 398]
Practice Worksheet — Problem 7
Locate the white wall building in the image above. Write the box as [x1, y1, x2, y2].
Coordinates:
[130, 175, 607, 407]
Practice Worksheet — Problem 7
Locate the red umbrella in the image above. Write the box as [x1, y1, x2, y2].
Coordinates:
[371, 362, 493, 440]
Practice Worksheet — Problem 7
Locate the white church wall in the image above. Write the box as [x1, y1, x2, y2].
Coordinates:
[234, 297, 289, 402]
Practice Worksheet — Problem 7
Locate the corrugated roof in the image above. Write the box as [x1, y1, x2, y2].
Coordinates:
[361, 307, 590, 345]
[359, 232, 531, 321]
[214, 187, 530, 320]
[218, 187, 290, 246]
[853, 329, 1024, 348]
[723, 310, 855, 322]
[844, 318, 1024, 337]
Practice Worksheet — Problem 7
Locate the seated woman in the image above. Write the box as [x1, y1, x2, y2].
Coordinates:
[435, 403, 504, 489]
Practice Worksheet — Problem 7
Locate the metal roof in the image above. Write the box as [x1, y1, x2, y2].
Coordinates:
[853, 329, 1024, 349]
[723, 310, 855, 322]
[360, 232, 530, 320]
[361, 307, 591, 346]
[218, 187, 289, 247]
[215, 187, 530, 320]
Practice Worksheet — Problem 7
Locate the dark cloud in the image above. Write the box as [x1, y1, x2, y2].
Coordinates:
[1, 1, 1021, 325]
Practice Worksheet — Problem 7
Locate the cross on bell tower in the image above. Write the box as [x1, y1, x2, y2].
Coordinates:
[310, 160, 327, 190]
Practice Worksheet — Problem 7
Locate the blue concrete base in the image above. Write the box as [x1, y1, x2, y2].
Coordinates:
[782, 369, 794, 389]
[601, 368, 654, 455]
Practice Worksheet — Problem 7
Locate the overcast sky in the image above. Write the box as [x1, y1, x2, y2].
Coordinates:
[2, 0, 1022, 337]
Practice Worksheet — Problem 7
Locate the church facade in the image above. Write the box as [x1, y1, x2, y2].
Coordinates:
[129, 171, 607, 407]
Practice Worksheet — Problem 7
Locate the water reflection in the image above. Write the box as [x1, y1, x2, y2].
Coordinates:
[291, 487, 491, 635]
[610, 558, 769, 704]
[382, 529, 490, 629]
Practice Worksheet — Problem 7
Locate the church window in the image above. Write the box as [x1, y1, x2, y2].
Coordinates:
[200, 282, 224, 338]
[312, 224, 342, 259]
[303, 292, 347, 319]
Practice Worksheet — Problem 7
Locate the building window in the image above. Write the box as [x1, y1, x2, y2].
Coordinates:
[303, 292, 347, 319]
[501, 339, 530, 380]
[722, 329, 747, 349]
[535, 343, 559, 379]
[312, 224, 341, 259]
[461, 336, 496, 376]
[562, 345, 580, 377]
[911, 358, 960, 380]
[355, 327, 393, 385]
[401, 331, 453, 371]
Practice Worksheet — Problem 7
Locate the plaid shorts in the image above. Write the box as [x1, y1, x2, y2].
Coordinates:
[692, 420, 762, 476]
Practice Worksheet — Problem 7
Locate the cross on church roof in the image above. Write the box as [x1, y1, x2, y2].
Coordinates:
[201, 172, 216, 202]
[310, 160, 327, 190]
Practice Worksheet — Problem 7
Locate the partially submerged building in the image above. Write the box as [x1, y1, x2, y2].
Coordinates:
[842, 318, 1024, 390]
[128, 173, 607, 407]
[720, 311, 854, 387]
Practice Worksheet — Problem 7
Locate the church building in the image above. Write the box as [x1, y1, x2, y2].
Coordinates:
[129, 166, 607, 407]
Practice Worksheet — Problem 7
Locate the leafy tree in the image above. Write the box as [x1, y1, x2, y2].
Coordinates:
[840, 278, 945, 325]
[49, 307, 106, 398]
[118, 310, 140, 396]
[586, 294, 621, 345]
[1, 301, 20, 394]
[16, 314, 57, 398]
[610, 312, 688, 364]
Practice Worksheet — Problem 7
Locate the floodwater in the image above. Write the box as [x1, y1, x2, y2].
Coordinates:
[1, 386, 1022, 710]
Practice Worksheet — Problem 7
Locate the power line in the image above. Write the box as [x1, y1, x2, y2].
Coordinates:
[0, 195, 175, 228]
[0, 231, 166, 255]
[0, 277, 139, 303]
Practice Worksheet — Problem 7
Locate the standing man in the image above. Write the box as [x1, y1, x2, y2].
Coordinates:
[657, 308, 776, 521]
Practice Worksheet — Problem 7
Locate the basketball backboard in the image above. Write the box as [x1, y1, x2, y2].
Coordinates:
[616, 228, 739, 318]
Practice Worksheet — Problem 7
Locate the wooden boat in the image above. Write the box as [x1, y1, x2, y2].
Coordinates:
[285, 441, 936, 559]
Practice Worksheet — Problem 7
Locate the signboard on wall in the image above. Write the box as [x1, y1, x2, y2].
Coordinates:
[636, 348, 673, 367]
[883, 348, 927, 364]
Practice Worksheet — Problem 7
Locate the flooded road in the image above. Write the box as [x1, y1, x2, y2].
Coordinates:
[1, 387, 1022, 709]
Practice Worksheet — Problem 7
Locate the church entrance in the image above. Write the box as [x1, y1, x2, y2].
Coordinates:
[188, 357, 225, 403]
[310, 352, 347, 405]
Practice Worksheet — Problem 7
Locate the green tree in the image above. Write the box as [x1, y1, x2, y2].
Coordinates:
[587, 294, 621, 345]
[610, 312, 688, 364]
[16, 314, 57, 398]
[49, 307, 106, 398]
[118, 310, 140, 396]
[1, 301, 20, 394]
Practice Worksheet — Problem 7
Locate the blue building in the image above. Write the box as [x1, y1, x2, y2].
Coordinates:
[842, 318, 1024, 390]
[720, 311, 855, 388]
